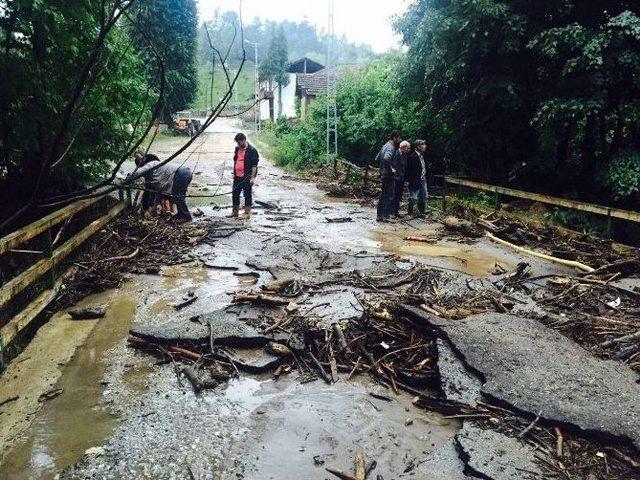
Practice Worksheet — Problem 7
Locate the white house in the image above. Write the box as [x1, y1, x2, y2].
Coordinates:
[259, 57, 325, 122]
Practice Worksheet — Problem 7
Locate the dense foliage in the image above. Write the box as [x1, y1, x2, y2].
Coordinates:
[0, 1, 199, 224]
[265, 58, 421, 169]
[131, 0, 198, 121]
[394, 0, 640, 206]
[0, 1, 151, 211]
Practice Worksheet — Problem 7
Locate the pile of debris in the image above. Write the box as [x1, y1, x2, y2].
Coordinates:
[443, 205, 640, 272]
[310, 164, 380, 206]
[54, 214, 209, 308]
[126, 234, 640, 479]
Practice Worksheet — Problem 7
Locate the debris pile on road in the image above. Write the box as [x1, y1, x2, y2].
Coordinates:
[311, 164, 380, 206]
[54, 214, 211, 308]
[443, 205, 640, 272]
[124, 234, 640, 479]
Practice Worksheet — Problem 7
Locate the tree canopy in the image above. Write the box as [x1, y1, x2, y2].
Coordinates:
[394, 0, 640, 206]
[131, 0, 198, 121]
[0, 0, 199, 227]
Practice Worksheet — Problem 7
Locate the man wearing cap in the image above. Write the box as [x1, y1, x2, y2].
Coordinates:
[406, 139, 429, 216]
[229, 132, 260, 219]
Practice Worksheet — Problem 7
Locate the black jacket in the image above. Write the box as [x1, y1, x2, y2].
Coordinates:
[405, 151, 424, 189]
[233, 143, 260, 178]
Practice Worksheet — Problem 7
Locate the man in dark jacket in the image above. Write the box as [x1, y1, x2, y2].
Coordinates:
[391, 140, 411, 217]
[229, 132, 259, 219]
[406, 139, 428, 216]
[376, 132, 402, 222]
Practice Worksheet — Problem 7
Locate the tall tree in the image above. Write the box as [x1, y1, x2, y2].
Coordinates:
[260, 27, 291, 118]
[0, 1, 151, 225]
[394, 0, 640, 207]
[131, 0, 198, 121]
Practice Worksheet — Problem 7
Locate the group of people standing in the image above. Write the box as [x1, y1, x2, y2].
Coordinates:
[376, 132, 429, 222]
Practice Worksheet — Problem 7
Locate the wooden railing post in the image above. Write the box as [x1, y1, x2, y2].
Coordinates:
[43, 228, 55, 289]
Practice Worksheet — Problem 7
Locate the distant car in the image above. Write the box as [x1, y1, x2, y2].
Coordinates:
[173, 113, 202, 137]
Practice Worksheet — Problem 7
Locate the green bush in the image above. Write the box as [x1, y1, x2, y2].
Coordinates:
[262, 57, 421, 171]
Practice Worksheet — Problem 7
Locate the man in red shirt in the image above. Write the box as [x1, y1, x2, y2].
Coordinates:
[229, 132, 260, 219]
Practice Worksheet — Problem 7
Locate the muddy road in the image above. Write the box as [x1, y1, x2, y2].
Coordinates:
[1, 119, 638, 480]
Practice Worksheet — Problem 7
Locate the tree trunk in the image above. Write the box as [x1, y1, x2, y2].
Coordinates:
[277, 83, 283, 118]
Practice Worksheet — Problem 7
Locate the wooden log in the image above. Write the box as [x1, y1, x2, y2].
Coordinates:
[262, 278, 295, 292]
[355, 451, 366, 480]
[326, 468, 357, 480]
[485, 232, 594, 273]
[600, 330, 640, 348]
[233, 292, 290, 306]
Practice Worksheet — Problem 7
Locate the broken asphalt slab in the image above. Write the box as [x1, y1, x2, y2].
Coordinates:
[456, 423, 544, 480]
[402, 306, 640, 450]
[130, 309, 269, 348]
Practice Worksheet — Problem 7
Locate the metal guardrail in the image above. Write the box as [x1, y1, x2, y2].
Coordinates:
[0, 191, 129, 353]
[444, 176, 640, 226]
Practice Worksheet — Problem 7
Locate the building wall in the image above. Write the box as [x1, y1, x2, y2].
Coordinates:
[260, 73, 297, 121]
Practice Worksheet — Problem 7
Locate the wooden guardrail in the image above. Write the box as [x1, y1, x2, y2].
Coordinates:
[0, 193, 129, 354]
[444, 176, 640, 225]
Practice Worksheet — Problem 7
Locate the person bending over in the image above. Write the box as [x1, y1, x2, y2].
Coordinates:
[132, 152, 193, 224]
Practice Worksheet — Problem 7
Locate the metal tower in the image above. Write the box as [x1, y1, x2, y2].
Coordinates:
[326, 0, 338, 167]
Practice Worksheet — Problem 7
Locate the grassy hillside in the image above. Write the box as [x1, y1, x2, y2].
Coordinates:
[193, 61, 256, 112]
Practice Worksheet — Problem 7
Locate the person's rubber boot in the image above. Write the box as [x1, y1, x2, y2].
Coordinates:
[240, 206, 251, 220]
[407, 202, 414, 217]
[227, 206, 239, 218]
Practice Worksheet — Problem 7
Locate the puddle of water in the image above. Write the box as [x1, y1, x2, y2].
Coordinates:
[371, 228, 508, 276]
[1, 290, 137, 480]
[234, 377, 462, 480]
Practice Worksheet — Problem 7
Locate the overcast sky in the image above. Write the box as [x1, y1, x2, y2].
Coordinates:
[197, 0, 409, 53]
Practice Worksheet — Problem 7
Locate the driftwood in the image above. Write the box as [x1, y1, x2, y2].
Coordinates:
[442, 216, 484, 238]
[600, 330, 640, 348]
[404, 236, 436, 243]
[485, 232, 595, 273]
[309, 351, 332, 384]
[333, 323, 348, 351]
[179, 366, 218, 392]
[413, 395, 483, 416]
[584, 258, 640, 277]
[233, 292, 290, 306]
[68, 307, 106, 320]
[355, 451, 366, 480]
[172, 296, 198, 310]
[326, 468, 357, 480]
[262, 278, 295, 292]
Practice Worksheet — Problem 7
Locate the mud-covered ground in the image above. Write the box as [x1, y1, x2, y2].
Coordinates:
[1, 119, 639, 480]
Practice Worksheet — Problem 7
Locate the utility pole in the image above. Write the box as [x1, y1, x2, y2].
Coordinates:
[326, 0, 338, 168]
[245, 39, 260, 132]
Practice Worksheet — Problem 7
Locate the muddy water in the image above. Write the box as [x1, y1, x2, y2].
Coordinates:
[1, 289, 137, 480]
[371, 227, 512, 276]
